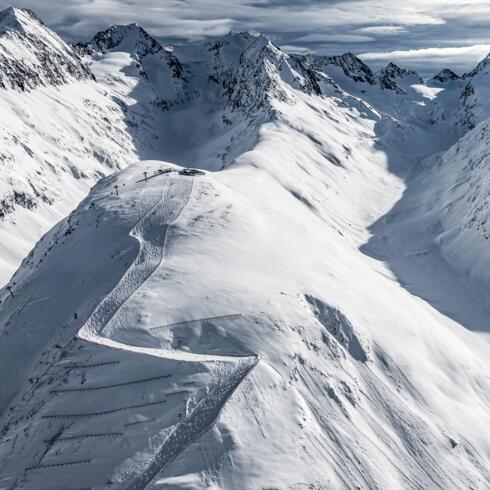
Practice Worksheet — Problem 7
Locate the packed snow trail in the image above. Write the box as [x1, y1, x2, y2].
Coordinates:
[79, 175, 178, 341]
[0, 171, 258, 490]
[1, 15, 489, 485]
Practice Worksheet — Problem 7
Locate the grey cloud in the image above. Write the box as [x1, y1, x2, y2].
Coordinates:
[355, 26, 409, 36]
[294, 33, 374, 44]
[1, 0, 490, 75]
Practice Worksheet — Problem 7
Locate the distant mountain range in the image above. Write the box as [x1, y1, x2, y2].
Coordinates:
[0, 7, 489, 490]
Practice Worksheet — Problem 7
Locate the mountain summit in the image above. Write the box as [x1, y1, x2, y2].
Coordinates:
[0, 8, 490, 490]
[0, 7, 92, 91]
[432, 68, 462, 83]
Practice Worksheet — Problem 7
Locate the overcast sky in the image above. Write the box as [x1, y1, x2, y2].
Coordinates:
[2, 0, 490, 76]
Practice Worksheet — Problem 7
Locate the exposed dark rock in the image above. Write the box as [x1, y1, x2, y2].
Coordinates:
[0, 7, 94, 92]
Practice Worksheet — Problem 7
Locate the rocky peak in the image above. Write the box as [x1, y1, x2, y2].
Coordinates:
[432, 68, 461, 83]
[379, 62, 423, 83]
[81, 23, 184, 80]
[458, 54, 490, 131]
[205, 32, 323, 116]
[324, 52, 378, 85]
[377, 62, 423, 94]
[0, 7, 42, 34]
[465, 53, 490, 78]
[206, 31, 270, 69]
[381, 62, 419, 78]
[85, 23, 163, 58]
[78, 23, 186, 110]
[0, 6, 93, 91]
[211, 31, 263, 48]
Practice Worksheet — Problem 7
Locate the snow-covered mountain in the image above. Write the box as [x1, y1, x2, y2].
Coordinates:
[458, 54, 490, 130]
[1, 6, 490, 490]
[0, 7, 93, 91]
[75, 23, 187, 110]
[377, 62, 424, 94]
[0, 8, 159, 284]
[431, 68, 462, 83]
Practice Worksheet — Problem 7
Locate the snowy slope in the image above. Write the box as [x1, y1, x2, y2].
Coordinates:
[381, 120, 490, 311]
[0, 7, 132, 284]
[1, 63, 490, 490]
[0, 17, 438, 286]
[0, 21, 342, 287]
[0, 7, 92, 91]
[1, 8, 490, 490]
[75, 23, 186, 110]
[0, 9, 184, 286]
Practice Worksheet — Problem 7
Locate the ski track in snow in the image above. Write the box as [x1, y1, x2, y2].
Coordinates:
[1, 173, 258, 489]
[1, 9, 490, 487]
[77, 173, 258, 488]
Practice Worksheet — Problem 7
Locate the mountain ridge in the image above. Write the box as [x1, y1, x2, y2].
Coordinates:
[0, 7, 490, 489]
[0, 7, 93, 91]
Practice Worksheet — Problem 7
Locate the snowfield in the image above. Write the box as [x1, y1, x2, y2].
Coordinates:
[0, 6, 490, 490]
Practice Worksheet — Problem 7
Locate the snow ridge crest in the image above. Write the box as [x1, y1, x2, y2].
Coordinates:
[0, 6, 93, 91]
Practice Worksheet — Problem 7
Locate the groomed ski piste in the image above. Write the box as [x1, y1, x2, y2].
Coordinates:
[1, 7, 490, 489]
[0, 166, 257, 489]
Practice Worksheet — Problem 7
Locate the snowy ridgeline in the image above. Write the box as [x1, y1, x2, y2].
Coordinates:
[0, 6, 490, 490]
[0, 6, 488, 285]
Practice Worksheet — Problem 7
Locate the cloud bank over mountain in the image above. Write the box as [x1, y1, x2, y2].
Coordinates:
[0, 1, 489, 75]
[1, 6, 490, 488]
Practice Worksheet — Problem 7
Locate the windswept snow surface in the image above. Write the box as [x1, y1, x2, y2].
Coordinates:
[1, 11, 490, 490]
[0, 9, 177, 286]
[0, 165, 258, 489]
